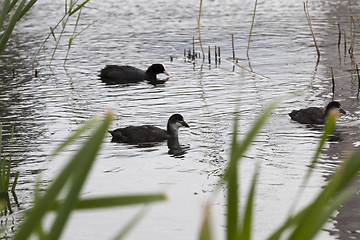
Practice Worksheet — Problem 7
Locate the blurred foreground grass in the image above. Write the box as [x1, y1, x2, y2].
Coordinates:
[7, 104, 360, 240]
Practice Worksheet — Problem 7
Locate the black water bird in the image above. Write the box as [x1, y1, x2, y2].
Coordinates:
[289, 101, 346, 124]
[99, 64, 169, 83]
[109, 114, 189, 144]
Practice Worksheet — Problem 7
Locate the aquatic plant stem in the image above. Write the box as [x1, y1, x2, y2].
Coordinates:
[33, 0, 95, 68]
[246, 0, 257, 60]
[195, 0, 205, 61]
[337, 23, 341, 47]
[232, 34, 235, 60]
[356, 64, 360, 98]
[331, 67, 335, 98]
[304, 1, 320, 60]
[33, 14, 66, 68]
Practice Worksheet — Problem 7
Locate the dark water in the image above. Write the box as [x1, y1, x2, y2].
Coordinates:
[1, 0, 360, 239]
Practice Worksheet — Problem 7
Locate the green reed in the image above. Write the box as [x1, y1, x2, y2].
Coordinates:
[0, 0, 36, 56]
[199, 103, 360, 240]
[0, 123, 19, 194]
[12, 112, 165, 240]
[7, 103, 360, 240]
[33, 0, 99, 68]
[194, 0, 205, 61]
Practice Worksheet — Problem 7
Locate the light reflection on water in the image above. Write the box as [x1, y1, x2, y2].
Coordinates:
[0, 0, 360, 239]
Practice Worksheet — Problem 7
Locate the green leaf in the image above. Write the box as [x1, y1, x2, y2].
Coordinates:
[0, 0, 11, 31]
[240, 165, 259, 240]
[288, 110, 337, 216]
[69, 0, 89, 16]
[18, 0, 37, 21]
[68, 37, 72, 49]
[50, 27, 56, 41]
[0, 0, 27, 56]
[8, 0, 19, 13]
[51, 115, 99, 157]
[224, 100, 278, 182]
[11, 171, 19, 192]
[48, 194, 166, 211]
[199, 203, 212, 240]
[13, 112, 113, 240]
[74, 18, 100, 39]
[268, 136, 360, 240]
[112, 207, 150, 240]
[46, 112, 113, 240]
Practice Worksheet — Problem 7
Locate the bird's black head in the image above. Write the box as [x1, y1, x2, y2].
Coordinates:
[167, 113, 189, 131]
[326, 101, 346, 114]
[147, 64, 169, 76]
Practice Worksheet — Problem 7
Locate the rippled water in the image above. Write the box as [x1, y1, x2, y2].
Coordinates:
[1, 0, 360, 239]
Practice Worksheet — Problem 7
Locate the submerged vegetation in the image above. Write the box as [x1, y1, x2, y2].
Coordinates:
[0, 123, 19, 194]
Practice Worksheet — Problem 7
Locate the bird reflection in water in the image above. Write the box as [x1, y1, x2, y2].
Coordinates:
[167, 138, 190, 157]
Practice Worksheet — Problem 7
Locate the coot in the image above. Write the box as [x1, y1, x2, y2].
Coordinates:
[109, 114, 189, 143]
[99, 64, 169, 83]
[289, 101, 346, 124]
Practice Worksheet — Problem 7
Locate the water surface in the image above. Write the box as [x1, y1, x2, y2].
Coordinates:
[1, 0, 360, 239]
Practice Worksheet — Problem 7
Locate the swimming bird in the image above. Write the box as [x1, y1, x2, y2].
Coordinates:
[109, 114, 189, 143]
[289, 101, 346, 124]
[99, 64, 169, 83]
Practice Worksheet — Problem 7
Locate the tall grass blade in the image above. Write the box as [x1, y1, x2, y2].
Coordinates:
[246, 0, 257, 60]
[224, 101, 278, 240]
[1, 154, 6, 191]
[224, 100, 279, 182]
[50, 27, 56, 41]
[199, 203, 212, 240]
[0, 123, 2, 153]
[0, 0, 26, 56]
[0, 0, 10, 31]
[64, 8, 81, 64]
[195, 0, 205, 60]
[4, 126, 14, 191]
[8, 0, 19, 13]
[240, 165, 259, 240]
[51, 115, 99, 157]
[46, 112, 113, 240]
[18, 0, 37, 20]
[268, 129, 360, 239]
[226, 160, 238, 240]
[74, 18, 100, 39]
[11, 171, 19, 192]
[49, 16, 68, 66]
[69, 0, 89, 16]
[289, 110, 337, 215]
[225, 108, 240, 240]
[5, 159, 11, 191]
[112, 207, 150, 240]
[13, 114, 106, 240]
[48, 194, 166, 210]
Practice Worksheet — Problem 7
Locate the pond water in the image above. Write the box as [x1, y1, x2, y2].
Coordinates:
[1, 0, 360, 239]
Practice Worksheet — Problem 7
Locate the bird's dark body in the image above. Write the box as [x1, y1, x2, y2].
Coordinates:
[289, 101, 346, 124]
[109, 114, 189, 144]
[100, 65, 147, 82]
[109, 125, 170, 144]
[99, 64, 168, 83]
[289, 107, 326, 124]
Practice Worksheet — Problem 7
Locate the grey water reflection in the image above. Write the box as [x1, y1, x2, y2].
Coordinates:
[313, 1, 360, 239]
[167, 138, 190, 157]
